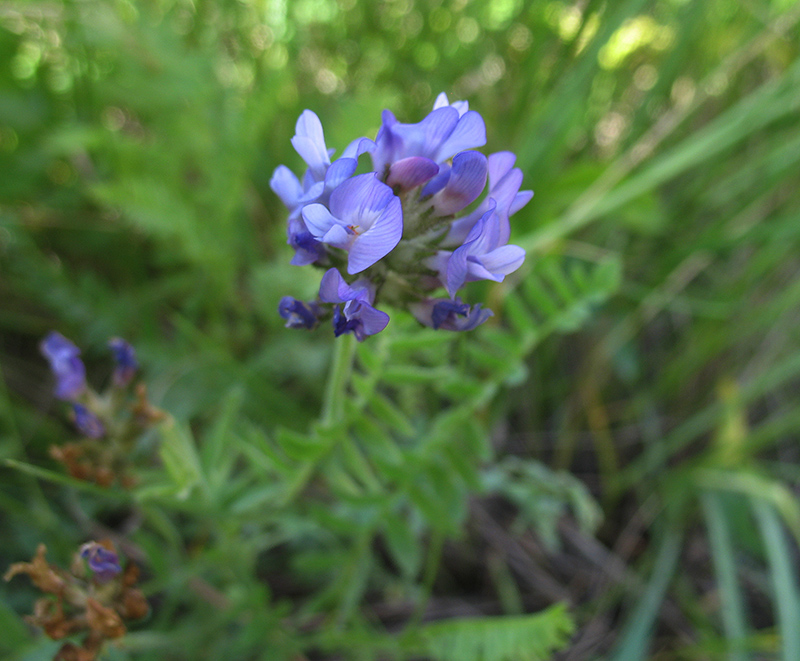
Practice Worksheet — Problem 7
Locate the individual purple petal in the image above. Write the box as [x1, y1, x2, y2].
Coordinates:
[270, 165, 303, 210]
[320, 224, 353, 248]
[319, 268, 358, 303]
[432, 92, 451, 110]
[476, 244, 527, 275]
[302, 203, 338, 238]
[73, 404, 105, 439]
[323, 157, 359, 191]
[40, 331, 86, 401]
[510, 190, 534, 216]
[346, 194, 403, 273]
[386, 107, 459, 162]
[291, 110, 330, 181]
[433, 92, 469, 116]
[278, 297, 321, 329]
[487, 151, 517, 181]
[341, 137, 376, 160]
[411, 297, 493, 331]
[420, 162, 451, 198]
[372, 110, 401, 175]
[386, 157, 439, 190]
[444, 246, 469, 298]
[329, 173, 390, 220]
[108, 338, 137, 388]
[433, 110, 486, 162]
[430, 151, 488, 217]
[462, 203, 502, 255]
[80, 542, 121, 583]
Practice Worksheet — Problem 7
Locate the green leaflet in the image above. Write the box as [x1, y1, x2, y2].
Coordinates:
[413, 603, 575, 661]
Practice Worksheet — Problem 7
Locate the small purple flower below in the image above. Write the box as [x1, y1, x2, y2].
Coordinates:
[80, 542, 121, 583]
[319, 269, 389, 341]
[279, 297, 321, 329]
[412, 298, 494, 331]
[40, 331, 86, 401]
[109, 338, 138, 388]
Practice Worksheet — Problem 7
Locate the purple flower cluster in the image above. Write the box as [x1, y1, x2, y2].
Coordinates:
[272, 94, 531, 341]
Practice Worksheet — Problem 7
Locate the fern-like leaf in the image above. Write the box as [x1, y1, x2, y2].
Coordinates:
[413, 603, 574, 661]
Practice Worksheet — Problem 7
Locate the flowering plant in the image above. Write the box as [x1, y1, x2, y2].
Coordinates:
[272, 93, 532, 340]
[4, 542, 147, 661]
[40, 332, 164, 487]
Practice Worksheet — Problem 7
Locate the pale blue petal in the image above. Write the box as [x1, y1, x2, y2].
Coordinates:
[322, 224, 352, 248]
[432, 92, 469, 116]
[302, 204, 337, 237]
[476, 244, 526, 276]
[330, 173, 389, 223]
[466, 207, 502, 255]
[487, 151, 516, 185]
[325, 158, 358, 190]
[420, 163, 451, 198]
[465, 259, 503, 282]
[390, 107, 458, 160]
[510, 190, 534, 215]
[292, 110, 330, 179]
[352, 301, 390, 336]
[432, 92, 450, 110]
[270, 166, 303, 209]
[434, 110, 486, 161]
[431, 151, 487, 217]
[347, 196, 403, 273]
[445, 246, 469, 298]
[341, 137, 376, 160]
[319, 268, 356, 303]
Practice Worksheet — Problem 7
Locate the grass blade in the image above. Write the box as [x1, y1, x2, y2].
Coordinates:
[752, 499, 800, 661]
[702, 493, 748, 661]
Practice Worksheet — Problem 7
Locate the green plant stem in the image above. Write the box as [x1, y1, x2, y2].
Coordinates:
[321, 333, 357, 426]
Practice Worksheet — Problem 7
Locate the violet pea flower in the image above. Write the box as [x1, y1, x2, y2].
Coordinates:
[433, 201, 526, 298]
[278, 297, 321, 329]
[319, 268, 389, 341]
[302, 173, 403, 274]
[109, 337, 137, 388]
[446, 151, 533, 247]
[411, 298, 493, 331]
[40, 331, 86, 401]
[79, 542, 121, 583]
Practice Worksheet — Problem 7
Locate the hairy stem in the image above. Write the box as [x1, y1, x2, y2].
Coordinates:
[321, 332, 357, 425]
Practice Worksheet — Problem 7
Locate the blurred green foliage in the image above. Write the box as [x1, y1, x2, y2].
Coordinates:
[2, 0, 800, 659]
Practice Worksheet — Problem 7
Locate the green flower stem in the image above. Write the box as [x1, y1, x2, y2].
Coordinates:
[321, 332, 357, 426]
